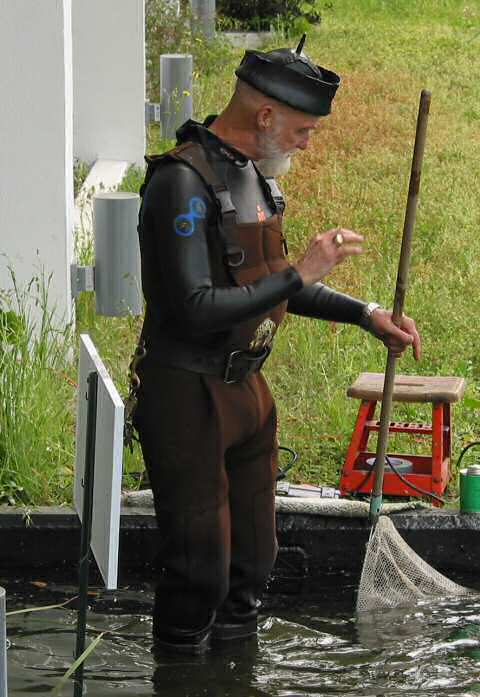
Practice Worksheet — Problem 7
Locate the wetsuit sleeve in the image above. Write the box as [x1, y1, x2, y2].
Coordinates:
[140, 161, 303, 336]
[287, 283, 367, 325]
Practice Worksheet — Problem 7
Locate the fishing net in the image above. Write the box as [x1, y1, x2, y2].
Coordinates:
[357, 515, 474, 613]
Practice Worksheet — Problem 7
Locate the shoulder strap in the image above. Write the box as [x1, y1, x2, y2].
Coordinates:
[138, 143, 214, 199]
[171, 143, 244, 269]
[139, 153, 169, 198]
[265, 177, 286, 215]
[250, 160, 286, 216]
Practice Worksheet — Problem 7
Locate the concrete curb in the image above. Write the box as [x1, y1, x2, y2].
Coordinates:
[0, 506, 478, 591]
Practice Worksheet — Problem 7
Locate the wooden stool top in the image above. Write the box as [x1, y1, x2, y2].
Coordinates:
[347, 372, 466, 404]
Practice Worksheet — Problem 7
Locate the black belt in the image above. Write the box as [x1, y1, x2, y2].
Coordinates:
[146, 337, 271, 384]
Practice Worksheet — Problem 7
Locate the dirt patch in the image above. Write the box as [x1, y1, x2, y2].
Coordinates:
[287, 69, 418, 196]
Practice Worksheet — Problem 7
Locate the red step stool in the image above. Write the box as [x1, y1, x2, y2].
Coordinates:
[339, 372, 466, 503]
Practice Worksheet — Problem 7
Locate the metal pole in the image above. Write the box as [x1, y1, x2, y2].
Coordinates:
[0, 588, 7, 697]
[191, 0, 216, 41]
[93, 193, 142, 317]
[369, 90, 431, 524]
[160, 54, 193, 140]
[74, 371, 98, 697]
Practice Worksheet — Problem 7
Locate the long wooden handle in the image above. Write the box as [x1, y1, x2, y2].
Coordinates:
[369, 90, 431, 522]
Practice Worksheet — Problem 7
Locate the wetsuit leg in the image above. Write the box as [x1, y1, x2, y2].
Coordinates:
[209, 373, 279, 638]
[134, 359, 266, 646]
[134, 361, 231, 645]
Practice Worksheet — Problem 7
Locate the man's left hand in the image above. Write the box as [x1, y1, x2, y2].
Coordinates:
[370, 309, 421, 360]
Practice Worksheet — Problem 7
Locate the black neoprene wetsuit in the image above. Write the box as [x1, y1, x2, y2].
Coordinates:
[138, 116, 367, 352]
[134, 116, 370, 647]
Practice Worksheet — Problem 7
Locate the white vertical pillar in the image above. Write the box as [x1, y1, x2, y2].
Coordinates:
[73, 0, 145, 167]
[0, 587, 7, 697]
[0, 0, 74, 328]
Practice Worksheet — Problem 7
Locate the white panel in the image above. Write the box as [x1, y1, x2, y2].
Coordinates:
[0, 0, 74, 328]
[73, 0, 145, 166]
[75, 334, 124, 589]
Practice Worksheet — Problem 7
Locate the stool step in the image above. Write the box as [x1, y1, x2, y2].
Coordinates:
[347, 372, 466, 403]
[366, 420, 433, 435]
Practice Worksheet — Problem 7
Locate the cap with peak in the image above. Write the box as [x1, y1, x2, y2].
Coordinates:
[235, 34, 340, 116]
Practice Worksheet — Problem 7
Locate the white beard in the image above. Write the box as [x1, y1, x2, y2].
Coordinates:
[254, 154, 292, 178]
[255, 128, 295, 178]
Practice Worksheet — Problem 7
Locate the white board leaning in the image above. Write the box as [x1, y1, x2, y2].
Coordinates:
[74, 334, 124, 590]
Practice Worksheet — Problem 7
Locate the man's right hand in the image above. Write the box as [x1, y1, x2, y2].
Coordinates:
[294, 228, 364, 285]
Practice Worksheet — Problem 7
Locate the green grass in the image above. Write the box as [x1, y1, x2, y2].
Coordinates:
[2, 0, 480, 505]
[0, 270, 77, 505]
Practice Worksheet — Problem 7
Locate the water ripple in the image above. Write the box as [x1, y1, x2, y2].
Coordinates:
[5, 589, 480, 696]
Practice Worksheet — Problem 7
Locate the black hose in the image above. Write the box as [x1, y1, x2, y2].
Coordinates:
[384, 454, 446, 505]
[455, 441, 480, 471]
[349, 454, 446, 505]
[276, 446, 298, 481]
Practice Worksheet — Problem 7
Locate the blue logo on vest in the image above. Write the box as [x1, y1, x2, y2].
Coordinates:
[174, 197, 207, 237]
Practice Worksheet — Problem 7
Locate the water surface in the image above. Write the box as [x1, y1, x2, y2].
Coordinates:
[5, 584, 480, 696]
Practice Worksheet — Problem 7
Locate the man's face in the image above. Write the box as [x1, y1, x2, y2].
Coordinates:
[256, 108, 319, 177]
[270, 108, 319, 154]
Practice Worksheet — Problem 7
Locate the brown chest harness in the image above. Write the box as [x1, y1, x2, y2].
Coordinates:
[140, 141, 291, 383]
[173, 142, 291, 377]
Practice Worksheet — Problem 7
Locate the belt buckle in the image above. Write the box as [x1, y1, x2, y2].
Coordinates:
[224, 350, 243, 384]
[224, 346, 270, 384]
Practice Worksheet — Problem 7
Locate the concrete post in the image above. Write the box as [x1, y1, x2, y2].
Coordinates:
[0, 587, 7, 697]
[93, 193, 142, 317]
[160, 54, 193, 140]
[191, 0, 216, 41]
[0, 0, 74, 329]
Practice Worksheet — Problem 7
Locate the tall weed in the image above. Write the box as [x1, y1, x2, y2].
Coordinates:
[0, 269, 76, 505]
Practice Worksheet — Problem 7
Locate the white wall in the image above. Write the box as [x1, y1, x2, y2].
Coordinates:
[0, 0, 74, 326]
[73, 0, 145, 167]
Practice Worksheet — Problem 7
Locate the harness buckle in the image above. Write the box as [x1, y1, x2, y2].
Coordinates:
[223, 346, 270, 384]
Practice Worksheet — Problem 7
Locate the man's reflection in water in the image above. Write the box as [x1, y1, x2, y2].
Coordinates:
[152, 636, 271, 697]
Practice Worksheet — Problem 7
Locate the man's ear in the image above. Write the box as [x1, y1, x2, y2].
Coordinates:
[257, 105, 274, 130]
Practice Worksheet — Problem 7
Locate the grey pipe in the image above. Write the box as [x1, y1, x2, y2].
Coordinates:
[160, 54, 193, 140]
[93, 192, 142, 317]
[191, 0, 216, 40]
[0, 587, 7, 697]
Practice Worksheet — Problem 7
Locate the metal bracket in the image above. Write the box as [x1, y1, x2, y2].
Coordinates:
[145, 102, 161, 124]
[71, 264, 95, 298]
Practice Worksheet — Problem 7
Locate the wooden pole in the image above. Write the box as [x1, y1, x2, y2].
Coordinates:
[369, 89, 432, 523]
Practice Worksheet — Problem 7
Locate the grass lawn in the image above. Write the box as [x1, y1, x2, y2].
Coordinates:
[1, 0, 479, 505]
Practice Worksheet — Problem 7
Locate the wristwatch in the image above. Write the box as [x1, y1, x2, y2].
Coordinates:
[359, 302, 382, 332]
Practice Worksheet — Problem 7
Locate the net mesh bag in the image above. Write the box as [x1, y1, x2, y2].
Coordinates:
[357, 515, 474, 613]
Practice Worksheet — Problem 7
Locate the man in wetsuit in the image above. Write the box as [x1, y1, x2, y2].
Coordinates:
[133, 39, 421, 653]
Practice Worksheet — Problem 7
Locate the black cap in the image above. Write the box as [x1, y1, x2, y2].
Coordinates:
[235, 35, 340, 117]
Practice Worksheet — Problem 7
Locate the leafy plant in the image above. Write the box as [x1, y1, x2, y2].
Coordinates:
[73, 158, 91, 199]
[145, 0, 233, 101]
[216, 0, 322, 33]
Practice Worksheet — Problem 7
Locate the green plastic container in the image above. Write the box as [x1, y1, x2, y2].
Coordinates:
[459, 465, 480, 513]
